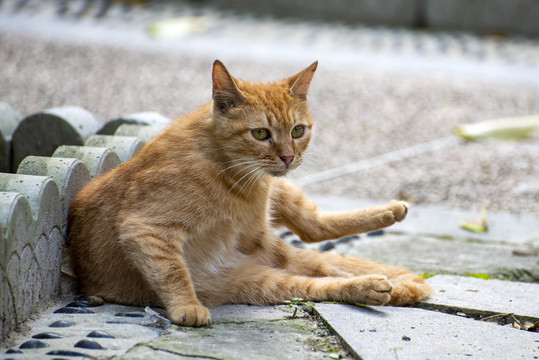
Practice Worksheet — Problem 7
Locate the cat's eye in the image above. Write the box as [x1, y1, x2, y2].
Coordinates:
[252, 128, 271, 140]
[291, 125, 305, 139]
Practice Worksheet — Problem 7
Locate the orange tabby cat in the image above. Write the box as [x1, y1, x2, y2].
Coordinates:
[68, 60, 431, 327]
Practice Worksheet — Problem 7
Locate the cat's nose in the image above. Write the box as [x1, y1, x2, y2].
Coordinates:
[279, 154, 294, 167]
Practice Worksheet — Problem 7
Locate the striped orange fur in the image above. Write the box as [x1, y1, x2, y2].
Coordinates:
[68, 60, 431, 327]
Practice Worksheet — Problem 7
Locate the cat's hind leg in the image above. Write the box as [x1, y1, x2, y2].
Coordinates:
[206, 259, 392, 307]
[310, 251, 432, 305]
[257, 237, 431, 306]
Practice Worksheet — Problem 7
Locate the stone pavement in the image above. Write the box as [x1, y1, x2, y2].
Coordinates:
[2, 202, 538, 359]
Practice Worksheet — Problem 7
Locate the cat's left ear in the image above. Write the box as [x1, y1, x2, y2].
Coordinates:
[288, 61, 318, 100]
[212, 60, 246, 114]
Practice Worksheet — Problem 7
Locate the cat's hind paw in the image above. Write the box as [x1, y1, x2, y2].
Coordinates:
[388, 276, 433, 306]
[346, 275, 392, 306]
[169, 305, 212, 327]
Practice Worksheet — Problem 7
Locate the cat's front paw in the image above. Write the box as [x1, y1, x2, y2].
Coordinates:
[387, 200, 408, 222]
[168, 305, 212, 327]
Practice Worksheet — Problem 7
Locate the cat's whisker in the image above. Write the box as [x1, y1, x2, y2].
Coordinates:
[297, 153, 322, 171]
[239, 167, 266, 196]
[207, 159, 260, 186]
[225, 165, 263, 199]
[212, 161, 261, 189]
[245, 168, 267, 195]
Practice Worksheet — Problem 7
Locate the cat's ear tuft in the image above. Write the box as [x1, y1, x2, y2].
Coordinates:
[212, 60, 246, 114]
[288, 61, 318, 100]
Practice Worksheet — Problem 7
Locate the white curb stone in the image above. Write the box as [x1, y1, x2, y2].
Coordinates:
[17, 156, 91, 233]
[98, 112, 171, 135]
[53, 145, 121, 178]
[114, 124, 165, 144]
[0, 102, 22, 173]
[10, 106, 100, 172]
[85, 135, 145, 164]
[0, 192, 33, 342]
[1, 106, 171, 347]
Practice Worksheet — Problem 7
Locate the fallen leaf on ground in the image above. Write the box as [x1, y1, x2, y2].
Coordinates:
[147, 16, 210, 39]
[527, 322, 539, 332]
[455, 115, 539, 141]
[466, 273, 492, 280]
[512, 249, 538, 257]
[460, 207, 488, 233]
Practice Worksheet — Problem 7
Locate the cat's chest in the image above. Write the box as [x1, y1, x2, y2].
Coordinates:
[182, 214, 267, 274]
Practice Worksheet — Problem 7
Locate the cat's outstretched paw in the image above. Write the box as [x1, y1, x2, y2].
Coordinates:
[169, 305, 212, 327]
[347, 275, 392, 306]
[387, 200, 408, 222]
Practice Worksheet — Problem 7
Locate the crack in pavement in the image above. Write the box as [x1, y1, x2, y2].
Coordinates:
[141, 344, 225, 360]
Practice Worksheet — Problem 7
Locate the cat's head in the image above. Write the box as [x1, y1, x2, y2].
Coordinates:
[210, 60, 317, 178]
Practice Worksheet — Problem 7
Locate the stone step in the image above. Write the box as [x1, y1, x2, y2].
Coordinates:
[420, 275, 539, 321]
[315, 303, 539, 360]
[315, 274, 539, 359]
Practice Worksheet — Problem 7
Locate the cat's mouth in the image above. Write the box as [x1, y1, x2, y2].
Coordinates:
[270, 168, 289, 177]
[269, 163, 297, 177]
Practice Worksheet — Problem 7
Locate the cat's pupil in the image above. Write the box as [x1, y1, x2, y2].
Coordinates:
[291, 125, 305, 139]
[252, 128, 271, 141]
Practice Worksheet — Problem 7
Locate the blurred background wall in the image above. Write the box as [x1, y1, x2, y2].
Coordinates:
[198, 0, 539, 37]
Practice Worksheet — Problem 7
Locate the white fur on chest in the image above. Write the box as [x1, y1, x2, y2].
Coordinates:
[182, 227, 246, 282]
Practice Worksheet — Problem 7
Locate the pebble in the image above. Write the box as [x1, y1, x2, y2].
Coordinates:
[320, 241, 336, 252]
[279, 231, 294, 239]
[54, 307, 94, 314]
[32, 332, 64, 339]
[367, 230, 385, 237]
[66, 300, 89, 308]
[74, 339, 104, 350]
[19, 339, 50, 349]
[87, 330, 115, 338]
[5, 349, 23, 354]
[47, 350, 89, 357]
[87, 295, 105, 306]
[49, 320, 75, 328]
[336, 235, 360, 244]
[290, 239, 305, 249]
[115, 312, 144, 318]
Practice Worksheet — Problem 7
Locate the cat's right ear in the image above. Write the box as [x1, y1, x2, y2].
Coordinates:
[212, 60, 246, 114]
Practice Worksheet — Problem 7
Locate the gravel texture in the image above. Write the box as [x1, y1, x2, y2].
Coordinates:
[1, 0, 538, 216]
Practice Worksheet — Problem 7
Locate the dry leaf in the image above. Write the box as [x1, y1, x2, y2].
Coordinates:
[527, 322, 539, 332]
[455, 115, 539, 141]
[512, 249, 538, 257]
[147, 16, 210, 39]
[460, 207, 488, 233]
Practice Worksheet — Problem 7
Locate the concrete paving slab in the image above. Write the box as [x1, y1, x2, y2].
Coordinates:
[334, 233, 539, 283]
[121, 316, 333, 360]
[423, 275, 539, 320]
[315, 303, 539, 360]
[1, 302, 344, 360]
